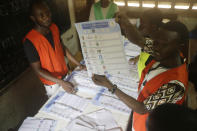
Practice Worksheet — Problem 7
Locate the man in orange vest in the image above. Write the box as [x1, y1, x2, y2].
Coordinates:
[92, 14, 188, 131]
[23, 1, 85, 97]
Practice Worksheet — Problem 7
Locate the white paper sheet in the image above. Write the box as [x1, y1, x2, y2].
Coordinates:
[75, 19, 131, 77]
[68, 71, 105, 94]
[63, 109, 121, 131]
[68, 70, 138, 99]
[39, 91, 90, 120]
[18, 117, 57, 131]
[123, 37, 141, 58]
[55, 92, 89, 112]
[93, 93, 131, 114]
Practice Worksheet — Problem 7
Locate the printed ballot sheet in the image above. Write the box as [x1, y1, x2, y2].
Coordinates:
[63, 109, 121, 131]
[75, 19, 131, 77]
[93, 92, 131, 114]
[18, 117, 57, 131]
[123, 37, 141, 60]
[39, 91, 90, 120]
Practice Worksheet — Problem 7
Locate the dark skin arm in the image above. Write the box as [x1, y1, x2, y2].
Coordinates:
[31, 61, 75, 93]
[115, 13, 145, 49]
[92, 74, 148, 114]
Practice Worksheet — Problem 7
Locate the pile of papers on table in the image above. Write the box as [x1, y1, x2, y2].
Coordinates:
[62, 109, 122, 131]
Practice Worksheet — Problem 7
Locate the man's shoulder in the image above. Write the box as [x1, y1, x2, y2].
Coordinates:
[23, 29, 35, 43]
[23, 39, 33, 45]
[50, 23, 59, 33]
[25, 29, 38, 39]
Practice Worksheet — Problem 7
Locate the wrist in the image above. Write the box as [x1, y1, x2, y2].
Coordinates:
[108, 84, 117, 94]
[57, 79, 64, 85]
[106, 82, 113, 89]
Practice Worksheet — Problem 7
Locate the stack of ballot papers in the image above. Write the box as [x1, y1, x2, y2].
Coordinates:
[62, 109, 122, 131]
[107, 74, 138, 92]
[40, 91, 90, 120]
[18, 117, 57, 131]
[93, 92, 131, 114]
[101, 87, 138, 100]
[68, 70, 105, 93]
[69, 70, 138, 95]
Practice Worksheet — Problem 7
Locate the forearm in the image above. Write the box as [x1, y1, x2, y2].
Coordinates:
[92, 74, 148, 114]
[107, 85, 148, 114]
[33, 67, 64, 85]
[123, 22, 145, 48]
[115, 89, 148, 114]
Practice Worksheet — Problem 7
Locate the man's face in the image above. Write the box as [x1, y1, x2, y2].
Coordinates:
[151, 29, 179, 61]
[31, 3, 52, 28]
[101, 0, 110, 7]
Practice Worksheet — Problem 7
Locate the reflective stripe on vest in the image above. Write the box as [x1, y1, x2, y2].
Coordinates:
[94, 1, 117, 20]
[24, 23, 68, 85]
[133, 60, 188, 131]
[137, 52, 150, 78]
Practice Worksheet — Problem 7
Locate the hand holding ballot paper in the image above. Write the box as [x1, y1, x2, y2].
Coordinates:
[75, 19, 147, 116]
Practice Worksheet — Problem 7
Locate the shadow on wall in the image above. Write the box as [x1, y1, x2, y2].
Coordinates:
[0, 68, 48, 131]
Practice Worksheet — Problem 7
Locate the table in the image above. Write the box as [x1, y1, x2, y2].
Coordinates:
[34, 39, 140, 131]
[35, 71, 138, 131]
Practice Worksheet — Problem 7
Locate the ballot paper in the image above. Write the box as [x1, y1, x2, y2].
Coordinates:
[93, 92, 131, 114]
[75, 19, 132, 77]
[68, 70, 105, 93]
[102, 87, 138, 100]
[18, 117, 57, 131]
[107, 73, 138, 92]
[62, 109, 122, 131]
[40, 90, 90, 120]
[123, 37, 141, 59]
[67, 70, 138, 99]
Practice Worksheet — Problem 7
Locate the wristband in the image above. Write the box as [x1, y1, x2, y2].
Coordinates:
[108, 84, 117, 94]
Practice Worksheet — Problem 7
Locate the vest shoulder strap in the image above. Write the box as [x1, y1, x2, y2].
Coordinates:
[94, 1, 104, 20]
[106, 2, 117, 19]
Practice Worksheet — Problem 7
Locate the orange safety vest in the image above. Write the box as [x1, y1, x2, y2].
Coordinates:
[24, 23, 68, 85]
[133, 60, 188, 131]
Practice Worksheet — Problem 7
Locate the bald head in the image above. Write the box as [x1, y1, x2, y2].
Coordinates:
[139, 8, 163, 37]
[29, 1, 52, 28]
[100, 0, 110, 8]
[30, 1, 48, 16]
